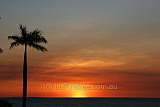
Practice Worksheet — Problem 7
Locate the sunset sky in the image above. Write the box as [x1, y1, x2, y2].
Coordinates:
[0, 0, 160, 98]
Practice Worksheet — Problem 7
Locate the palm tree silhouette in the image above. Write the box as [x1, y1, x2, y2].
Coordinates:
[0, 48, 3, 53]
[8, 25, 48, 107]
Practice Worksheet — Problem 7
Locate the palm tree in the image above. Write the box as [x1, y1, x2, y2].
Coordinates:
[8, 25, 48, 107]
[0, 48, 3, 53]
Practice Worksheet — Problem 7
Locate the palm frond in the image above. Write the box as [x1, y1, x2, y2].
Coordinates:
[28, 43, 47, 52]
[29, 29, 48, 44]
[8, 35, 21, 41]
[19, 24, 28, 37]
[10, 42, 20, 49]
[8, 35, 25, 45]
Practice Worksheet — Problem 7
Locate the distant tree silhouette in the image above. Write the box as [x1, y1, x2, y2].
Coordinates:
[0, 48, 3, 53]
[0, 18, 3, 53]
[8, 25, 48, 107]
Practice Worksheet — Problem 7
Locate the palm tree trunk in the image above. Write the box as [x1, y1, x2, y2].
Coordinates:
[22, 44, 27, 107]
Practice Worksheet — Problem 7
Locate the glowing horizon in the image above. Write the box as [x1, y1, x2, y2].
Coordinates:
[0, 0, 160, 98]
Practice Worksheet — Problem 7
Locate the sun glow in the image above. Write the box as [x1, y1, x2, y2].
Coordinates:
[72, 90, 86, 98]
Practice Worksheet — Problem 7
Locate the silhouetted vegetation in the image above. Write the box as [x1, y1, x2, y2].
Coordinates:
[8, 25, 48, 107]
[0, 48, 3, 53]
[0, 17, 3, 53]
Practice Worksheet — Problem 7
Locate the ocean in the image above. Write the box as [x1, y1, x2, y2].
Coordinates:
[2, 97, 160, 107]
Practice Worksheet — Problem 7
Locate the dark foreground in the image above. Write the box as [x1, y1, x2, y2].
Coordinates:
[2, 97, 160, 107]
